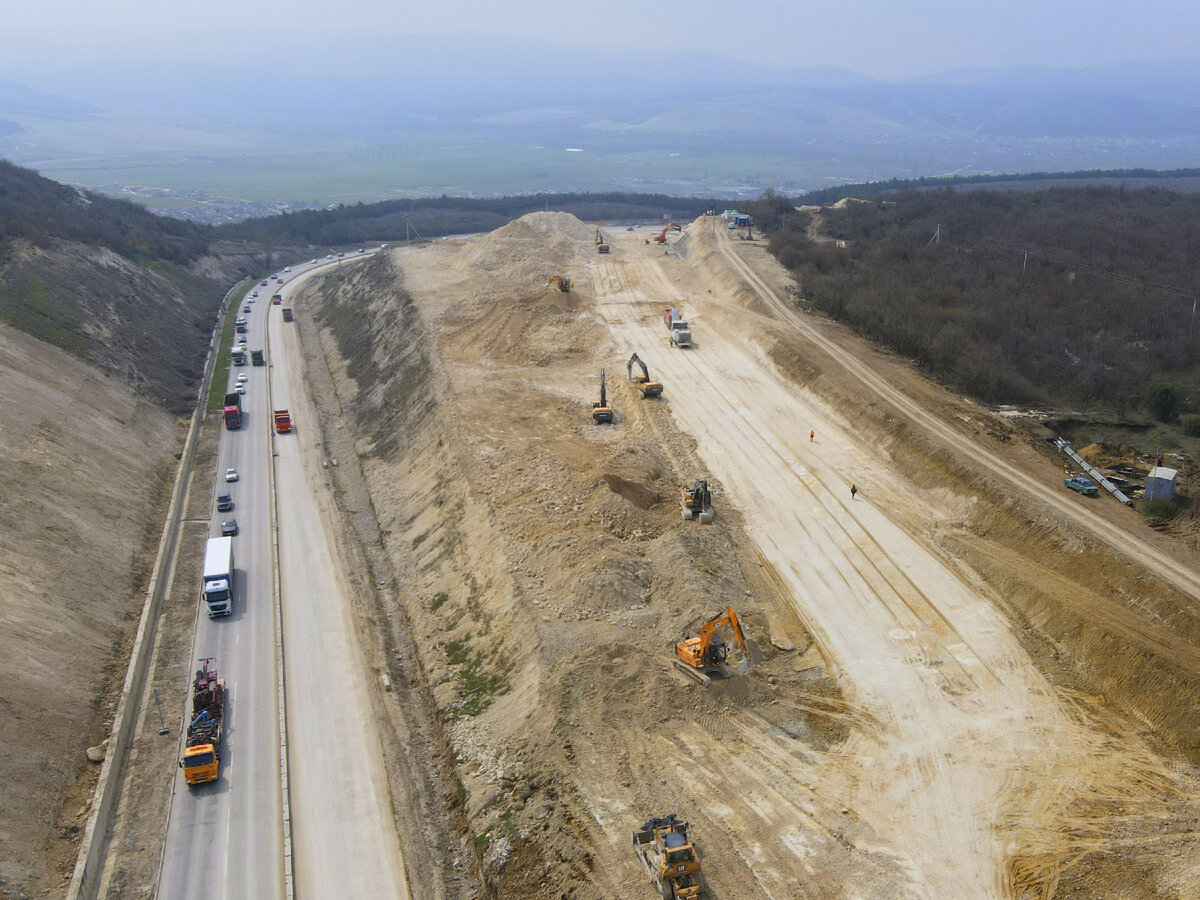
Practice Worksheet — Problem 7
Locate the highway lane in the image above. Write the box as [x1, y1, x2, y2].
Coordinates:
[158, 274, 283, 900]
[269, 252, 410, 897]
[156, 255, 360, 899]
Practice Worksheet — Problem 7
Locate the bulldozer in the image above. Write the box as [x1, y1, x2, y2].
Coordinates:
[675, 606, 751, 682]
[627, 353, 663, 398]
[592, 370, 614, 424]
[680, 479, 713, 523]
[595, 229, 610, 254]
[632, 814, 701, 900]
[547, 274, 571, 292]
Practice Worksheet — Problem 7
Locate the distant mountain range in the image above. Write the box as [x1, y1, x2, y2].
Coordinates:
[4, 45, 1200, 201]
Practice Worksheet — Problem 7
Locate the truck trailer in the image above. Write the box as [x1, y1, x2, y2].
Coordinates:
[223, 392, 242, 429]
[180, 658, 225, 785]
[251, 349, 265, 366]
[202, 536, 234, 617]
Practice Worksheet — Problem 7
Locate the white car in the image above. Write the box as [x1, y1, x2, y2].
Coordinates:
[357, 248, 365, 253]
[225, 467, 239, 482]
[237, 335, 247, 344]
[310, 258, 318, 264]
[236, 373, 248, 383]
[284, 266, 291, 272]
[251, 291, 258, 298]
[234, 383, 246, 394]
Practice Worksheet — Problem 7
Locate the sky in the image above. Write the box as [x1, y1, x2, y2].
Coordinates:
[5, 0, 1200, 80]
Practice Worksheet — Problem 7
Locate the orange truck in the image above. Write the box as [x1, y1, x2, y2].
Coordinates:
[179, 658, 225, 786]
[273, 409, 292, 433]
[271, 293, 283, 305]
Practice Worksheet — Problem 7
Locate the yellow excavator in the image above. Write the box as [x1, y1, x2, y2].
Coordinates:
[627, 353, 663, 398]
[676, 606, 751, 681]
[547, 275, 571, 292]
[680, 479, 713, 523]
[592, 370, 614, 424]
[595, 229, 610, 254]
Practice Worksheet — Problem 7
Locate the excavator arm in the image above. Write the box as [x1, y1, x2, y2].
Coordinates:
[676, 606, 748, 672]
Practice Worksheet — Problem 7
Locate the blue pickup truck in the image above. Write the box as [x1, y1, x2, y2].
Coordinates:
[1064, 476, 1098, 496]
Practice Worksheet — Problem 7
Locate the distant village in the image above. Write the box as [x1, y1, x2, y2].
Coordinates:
[94, 183, 332, 224]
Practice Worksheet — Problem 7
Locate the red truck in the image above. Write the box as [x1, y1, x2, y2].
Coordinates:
[273, 409, 292, 433]
[223, 392, 242, 429]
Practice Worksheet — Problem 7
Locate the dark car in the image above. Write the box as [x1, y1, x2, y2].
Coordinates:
[220, 518, 239, 536]
[216, 491, 233, 512]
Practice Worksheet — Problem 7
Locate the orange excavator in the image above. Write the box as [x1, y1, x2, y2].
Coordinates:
[652, 222, 682, 244]
[675, 606, 751, 681]
[547, 275, 571, 292]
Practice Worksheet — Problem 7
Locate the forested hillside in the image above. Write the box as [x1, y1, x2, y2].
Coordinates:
[749, 187, 1200, 419]
[0, 162, 263, 411]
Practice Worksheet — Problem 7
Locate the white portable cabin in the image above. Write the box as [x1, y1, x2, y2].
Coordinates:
[1144, 467, 1178, 501]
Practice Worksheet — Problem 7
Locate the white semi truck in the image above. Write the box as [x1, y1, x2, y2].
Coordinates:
[202, 536, 234, 617]
[663, 307, 692, 348]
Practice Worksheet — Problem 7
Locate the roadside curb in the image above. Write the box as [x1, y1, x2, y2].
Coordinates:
[264, 286, 297, 900]
[68, 277, 250, 900]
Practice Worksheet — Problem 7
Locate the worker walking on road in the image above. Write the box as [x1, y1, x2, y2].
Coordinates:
[850, 484, 858, 500]
[810, 429, 815, 442]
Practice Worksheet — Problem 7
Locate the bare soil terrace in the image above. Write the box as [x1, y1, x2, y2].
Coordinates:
[299, 212, 1200, 899]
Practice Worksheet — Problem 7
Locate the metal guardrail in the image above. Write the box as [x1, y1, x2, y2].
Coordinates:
[1055, 438, 1133, 505]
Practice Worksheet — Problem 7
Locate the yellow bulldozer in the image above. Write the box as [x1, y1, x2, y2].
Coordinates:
[680, 479, 713, 523]
[632, 814, 701, 899]
[547, 275, 571, 292]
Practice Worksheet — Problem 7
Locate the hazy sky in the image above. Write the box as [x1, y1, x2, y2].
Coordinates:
[5, 0, 1200, 78]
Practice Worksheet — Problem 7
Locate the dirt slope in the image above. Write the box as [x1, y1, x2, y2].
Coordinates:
[304, 212, 1200, 899]
[0, 324, 178, 898]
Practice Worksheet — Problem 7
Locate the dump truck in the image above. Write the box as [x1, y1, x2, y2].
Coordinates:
[274, 409, 292, 434]
[632, 814, 701, 900]
[271, 293, 283, 305]
[282, 307, 294, 322]
[180, 658, 225, 786]
[202, 536, 234, 617]
[251, 349, 265, 366]
[627, 353, 663, 398]
[222, 393, 242, 430]
[663, 308, 692, 348]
